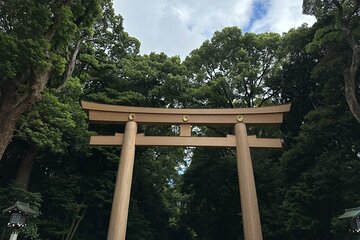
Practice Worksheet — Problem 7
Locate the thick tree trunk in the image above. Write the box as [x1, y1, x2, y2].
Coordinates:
[0, 109, 21, 162]
[0, 79, 28, 160]
[343, 30, 360, 124]
[0, 71, 50, 161]
[14, 145, 39, 189]
[333, 1, 360, 124]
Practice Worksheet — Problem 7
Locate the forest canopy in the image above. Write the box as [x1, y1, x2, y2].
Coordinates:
[0, 0, 359, 239]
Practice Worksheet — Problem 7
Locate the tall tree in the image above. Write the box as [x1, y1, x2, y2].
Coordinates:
[0, 0, 105, 160]
[275, 22, 360, 239]
[184, 27, 282, 108]
[12, 79, 89, 189]
[0, 2, 141, 237]
[1, 0, 139, 189]
[303, 0, 360, 123]
[274, 24, 320, 140]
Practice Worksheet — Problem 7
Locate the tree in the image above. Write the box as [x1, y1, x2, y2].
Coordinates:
[303, 0, 360, 123]
[184, 27, 282, 109]
[273, 23, 360, 239]
[274, 24, 320, 140]
[279, 106, 360, 239]
[0, 2, 142, 238]
[12, 78, 89, 189]
[0, 0, 140, 189]
[0, 0, 105, 160]
[84, 52, 188, 108]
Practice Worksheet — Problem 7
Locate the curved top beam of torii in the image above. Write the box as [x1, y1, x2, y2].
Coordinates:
[81, 101, 291, 125]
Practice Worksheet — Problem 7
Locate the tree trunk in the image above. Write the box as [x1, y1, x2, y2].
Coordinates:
[14, 145, 39, 189]
[64, 38, 82, 81]
[0, 108, 21, 162]
[57, 37, 83, 91]
[0, 71, 50, 161]
[343, 31, 360, 124]
[334, 1, 360, 124]
[64, 199, 87, 240]
[68, 208, 86, 240]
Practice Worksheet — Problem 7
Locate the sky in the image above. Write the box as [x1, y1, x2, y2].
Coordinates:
[113, 0, 316, 59]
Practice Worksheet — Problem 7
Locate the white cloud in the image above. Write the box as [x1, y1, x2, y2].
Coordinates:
[250, 0, 316, 33]
[113, 0, 316, 59]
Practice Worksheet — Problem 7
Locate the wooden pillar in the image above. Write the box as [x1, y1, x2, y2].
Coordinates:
[234, 122, 263, 240]
[107, 121, 137, 240]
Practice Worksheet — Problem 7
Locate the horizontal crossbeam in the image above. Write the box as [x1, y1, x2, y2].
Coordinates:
[88, 111, 285, 125]
[82, 101, 291, 125]
[90, 134, 282, 148]
[82, 101, 291, 115]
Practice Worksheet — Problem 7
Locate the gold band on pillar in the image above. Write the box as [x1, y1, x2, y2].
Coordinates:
[234, 122, 263, 240]
[107, 121, 137, 240]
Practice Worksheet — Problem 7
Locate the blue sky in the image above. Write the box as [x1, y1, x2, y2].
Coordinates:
[244, 2, 268, 31]
[113, 0, 316, 59]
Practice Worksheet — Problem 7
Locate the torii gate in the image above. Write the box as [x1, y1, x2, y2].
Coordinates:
[82, 101, 291, 240]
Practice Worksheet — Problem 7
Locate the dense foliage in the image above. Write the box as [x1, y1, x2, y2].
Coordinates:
[0, 0, 359, 239]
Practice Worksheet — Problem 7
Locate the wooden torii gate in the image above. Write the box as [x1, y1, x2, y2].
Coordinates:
[82, 101, 291, 240]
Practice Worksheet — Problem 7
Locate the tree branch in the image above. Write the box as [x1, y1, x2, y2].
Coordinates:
[343, 43, 360, 123]
[219, 80, 234, 108]
[258, 90, 279, 107]
[69, 207, 87, 240]
[57, 37, 83, 91]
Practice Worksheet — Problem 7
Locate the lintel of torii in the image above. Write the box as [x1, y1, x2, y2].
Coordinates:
[82, 101, 290, 125]
[81, 100, 291, 240]
[82, 100, 290, 149]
